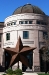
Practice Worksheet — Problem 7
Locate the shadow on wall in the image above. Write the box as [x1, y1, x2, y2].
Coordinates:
[0, 64, 5, 72]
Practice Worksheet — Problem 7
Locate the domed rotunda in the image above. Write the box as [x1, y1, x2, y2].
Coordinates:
[13, 4, 45, 15]
[3, 4, 48, 72]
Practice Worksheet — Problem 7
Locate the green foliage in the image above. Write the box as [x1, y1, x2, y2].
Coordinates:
[4, 68, 23, 75]
[14, 69, 22, 75]
[14, 68, 22, 73]
[6, 68, 13, 74]
[38, 74, 49, 75]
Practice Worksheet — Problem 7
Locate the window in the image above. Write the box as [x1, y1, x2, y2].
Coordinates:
[6, 53, 8, 56]
[7, 23, 10, 26]
[19, 21, 24, 24]
[11, 23, 12, 25]
[41, 22, 44, 25]
[23, 31, 29, 39]
[41, 22, 47, 25]
[44, 22, 47, 25]
[37, 21, 40, 24]
[41, 22, 46, 25]
[14, 22, 16, 25]
[37, 20, 47, 25]
[11, 22, 16, 25]
[29, 21, 32, 24]
[19, 21, 21, 24]
[5, 51, 11, 69]
[6, 33, 10, 40]
[19, 20, 33, 24]
[43, 32, 48, 39]
[27, 52, 33, 69]
[25, 21, 28, 24]
[7, 22, 16, 26]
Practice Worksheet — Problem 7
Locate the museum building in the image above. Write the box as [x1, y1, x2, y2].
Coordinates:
[0, 4, 49, 72]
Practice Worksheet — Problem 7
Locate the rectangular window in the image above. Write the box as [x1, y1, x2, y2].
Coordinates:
[7, 23, 10, 26]
[41, 22, 47, 25]
[25, 21, 28, 24]
[19, 21, 24, 24]
[37, 21, 40, 24]
[44, 22, 47, 25]
[6, 33, 10, 40]
[29, 21, 32, 24]
[14, 22, 16, 25]
[41, 21, 45, 25]
[19, 21, 21, 24]
[10, 22, 16, 25]
[23, 31, 29, 39]
[11, 23, 12, 25]
[43, 32, 48, 39]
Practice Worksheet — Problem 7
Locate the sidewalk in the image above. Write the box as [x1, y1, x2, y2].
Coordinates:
[0, 72, 38, 75]
[0, 72, 5, 75]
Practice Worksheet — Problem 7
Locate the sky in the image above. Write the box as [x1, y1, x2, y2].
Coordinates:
[0, 0, 49, 22]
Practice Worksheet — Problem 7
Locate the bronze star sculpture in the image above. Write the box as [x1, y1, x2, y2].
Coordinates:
[4, 36, 36, 68]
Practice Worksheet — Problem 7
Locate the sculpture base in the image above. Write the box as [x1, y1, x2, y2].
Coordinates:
[26, 67, 32, 72]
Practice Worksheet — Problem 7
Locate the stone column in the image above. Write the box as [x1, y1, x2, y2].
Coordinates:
[33, 30, 40, 72]
[32, 51, 34, 71]
[19, 61, 22, 70]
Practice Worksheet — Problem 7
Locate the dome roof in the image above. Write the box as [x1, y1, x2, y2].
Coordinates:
[13, 4, 45, 15]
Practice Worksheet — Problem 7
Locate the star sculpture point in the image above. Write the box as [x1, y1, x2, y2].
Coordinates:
[4, 36, 36, 68]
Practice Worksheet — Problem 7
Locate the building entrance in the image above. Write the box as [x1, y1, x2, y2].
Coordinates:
[22, 51, 33, 72]
[5, 51, 11, 70]
[40, 49, 49, 72]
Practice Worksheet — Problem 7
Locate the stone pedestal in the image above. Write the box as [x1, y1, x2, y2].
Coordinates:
[26, 67, 32, 72]
[34, 66, 40, 72]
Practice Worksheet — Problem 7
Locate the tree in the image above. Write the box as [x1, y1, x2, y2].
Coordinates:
[40, 35, 49, 73]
